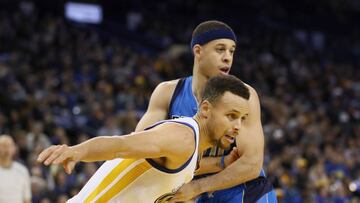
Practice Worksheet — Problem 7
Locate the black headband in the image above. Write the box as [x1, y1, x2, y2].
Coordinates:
[191, 28, 237, 48]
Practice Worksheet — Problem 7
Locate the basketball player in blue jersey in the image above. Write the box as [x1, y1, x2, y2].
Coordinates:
[136, 21, 277, 203]
[37, 75, 250, 202]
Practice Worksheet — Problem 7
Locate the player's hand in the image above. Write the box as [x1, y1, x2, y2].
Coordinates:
[224, 147, 239, 168]
[37, 145, 80, 174]
[168, 181, 202, 203]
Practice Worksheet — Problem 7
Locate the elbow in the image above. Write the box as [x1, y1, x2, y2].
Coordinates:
[242, 156, 263, 181]
[250, 158, 263, 179]
[249, 163, 262, 180]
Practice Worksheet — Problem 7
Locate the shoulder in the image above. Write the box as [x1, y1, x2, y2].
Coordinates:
[157, 121, 195, 140]
[243, 82, 258, 96]
[156, 79, 181, 90]
[170, 117, 199, 135]
[243, 83, 260, 103]
[150, 78, 184, 105]
[155, 121, 196, 153]
[242, 83, 262, 123]
[12, 162, 30, 177]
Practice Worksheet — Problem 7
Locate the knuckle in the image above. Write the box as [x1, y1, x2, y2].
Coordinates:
[52, 151, 60, 157]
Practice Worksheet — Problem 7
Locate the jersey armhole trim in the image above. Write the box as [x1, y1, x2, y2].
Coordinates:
[167, 77, 186, 119]
[145, 120, 197, 174]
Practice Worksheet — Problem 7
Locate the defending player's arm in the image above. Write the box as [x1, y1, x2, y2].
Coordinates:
[135, 80, 177, 132]
[170, 87, 264, 202]
[195, 147, 239, 175]
[37, 123, 194, 174]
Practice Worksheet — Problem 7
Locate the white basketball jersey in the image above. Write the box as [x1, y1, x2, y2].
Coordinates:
[67, 117, 199, 203]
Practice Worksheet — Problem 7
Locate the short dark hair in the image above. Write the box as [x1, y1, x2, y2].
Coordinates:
[202, 75, 250, 104]
[192, 20, 235, 43]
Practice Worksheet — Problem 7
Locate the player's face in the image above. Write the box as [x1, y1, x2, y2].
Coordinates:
[198, 39, 236, 78]
[207, 92, 249, 149]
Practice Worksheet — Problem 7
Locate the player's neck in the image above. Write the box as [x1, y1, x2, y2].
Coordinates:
[192, 71, 208, 105]
[0, 158, 12, 168]
[193, 114, 212, 152]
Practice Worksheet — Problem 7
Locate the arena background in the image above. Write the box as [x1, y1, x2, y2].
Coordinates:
[0, 0, 359, 202]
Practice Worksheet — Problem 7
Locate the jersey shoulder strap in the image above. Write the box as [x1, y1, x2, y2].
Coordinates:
[168, 77, 186, 118]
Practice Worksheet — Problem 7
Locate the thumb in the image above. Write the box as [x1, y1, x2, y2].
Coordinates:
[230, 147, 239, 160]
[63, 159, 77, 174]
[231, 147, 238, 155]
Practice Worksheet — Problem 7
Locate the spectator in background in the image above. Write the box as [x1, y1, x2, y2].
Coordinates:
[0, 135, 31, 203]
[26, 121, 51, 151]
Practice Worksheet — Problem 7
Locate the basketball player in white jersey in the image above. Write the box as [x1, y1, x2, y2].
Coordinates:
[37, 75, 250, 203]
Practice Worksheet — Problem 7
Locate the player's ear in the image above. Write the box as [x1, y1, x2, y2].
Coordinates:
[193, 44, 202, 58]
[199, 100, 212, 118]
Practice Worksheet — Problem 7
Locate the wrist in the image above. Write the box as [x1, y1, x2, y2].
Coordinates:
[195, 178, 208, 195]
[71, 146, 84, 161]
[220, 155, 225, 169]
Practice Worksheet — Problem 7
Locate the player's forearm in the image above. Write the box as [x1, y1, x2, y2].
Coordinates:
[72, 136, 126, 162]
[196, 156, 262, 192]
[196, 157, 222, 175]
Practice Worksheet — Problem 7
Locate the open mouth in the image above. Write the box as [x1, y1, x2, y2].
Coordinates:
[224, 134, 235, 143]
[219, 67, 230, 74]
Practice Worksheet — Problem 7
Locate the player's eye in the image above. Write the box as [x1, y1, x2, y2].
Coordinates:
[216, 48, 225, 53]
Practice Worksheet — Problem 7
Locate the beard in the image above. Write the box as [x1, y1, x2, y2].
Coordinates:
[207, 117, 232, 149]
[216, 138, 232, 149]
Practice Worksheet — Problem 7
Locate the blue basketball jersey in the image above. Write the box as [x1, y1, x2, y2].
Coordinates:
[168, 77, 198, 119]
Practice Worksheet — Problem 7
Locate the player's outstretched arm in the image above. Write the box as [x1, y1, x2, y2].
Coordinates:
[37, 122, 194, 174]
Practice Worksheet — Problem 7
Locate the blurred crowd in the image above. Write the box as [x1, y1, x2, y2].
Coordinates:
[0, 1, 359, 203]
